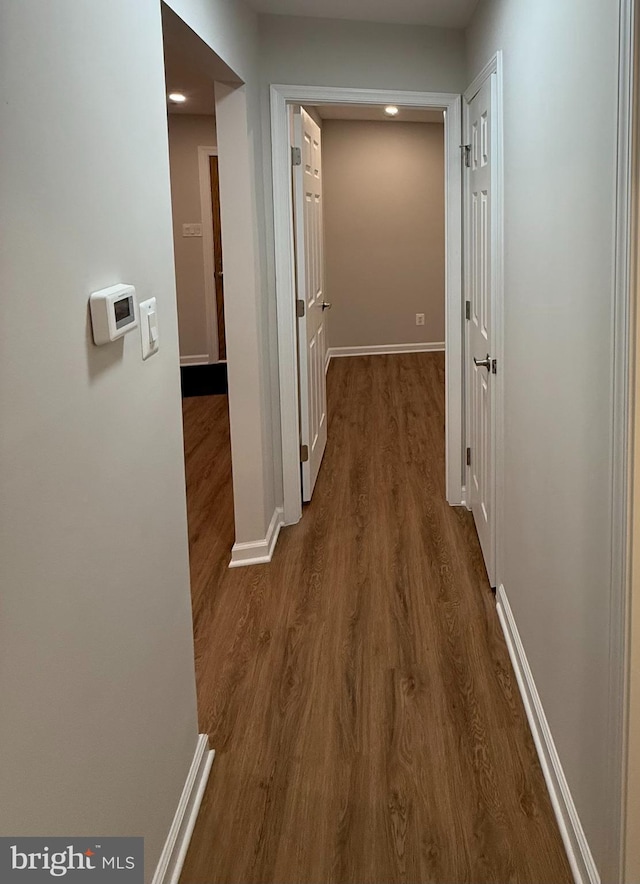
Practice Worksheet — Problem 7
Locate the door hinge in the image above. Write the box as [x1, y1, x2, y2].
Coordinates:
[465, 300, 471, 320]
[296, 299, 305, 318]
[466, 447, 471, 467]
[300, 444, 309, 463]
[291, 146, 302, 166]
[491, 358, 497, 375]
[463, 144, 472, 168]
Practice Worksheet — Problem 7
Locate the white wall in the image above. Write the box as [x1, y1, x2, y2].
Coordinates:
[322, 119, 445, 349]
[0, 1, 201, 878]
[215, 80, 275, 544]
[466, 0, 620, 878]
[167, 114, 217, 363]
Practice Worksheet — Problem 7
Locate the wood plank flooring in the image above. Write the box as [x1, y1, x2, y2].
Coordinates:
[182, 393, 235, 650]
[180, 353, 572, 884]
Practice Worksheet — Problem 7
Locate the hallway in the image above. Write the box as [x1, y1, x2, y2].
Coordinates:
[181, 353, 571, 884]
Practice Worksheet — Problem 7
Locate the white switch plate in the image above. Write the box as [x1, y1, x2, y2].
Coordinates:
[140, 297, 159, 360]
[416, 313, 425, 326]
[182, 223, 203, 238]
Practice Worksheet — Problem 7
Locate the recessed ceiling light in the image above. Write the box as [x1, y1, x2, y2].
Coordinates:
[168, 92, 187, 103]
[385, 105, 399, 117]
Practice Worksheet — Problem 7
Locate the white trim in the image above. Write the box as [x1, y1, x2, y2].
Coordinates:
[198, 145, 220, 364]
[276, 85, 462, 107]
[443, 93, 464, 510]
[463, 52, 505, 589]
[465, 54, 500, 103]
[151, 734, 215, 884]
[179, 354, 210, 367]
[327, 342, 445, 360]
[229, 506, 284, 568]
[325, 346, 331, 375]
[493, 54, 506, 602]
[610, 0, 636, 879]
[496, 585, 600, 884]
[270, 85, 464, 525]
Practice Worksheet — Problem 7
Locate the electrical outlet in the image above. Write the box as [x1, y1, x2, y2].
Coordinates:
[182, 223, 203, 238]
[416, 313, 425, 326]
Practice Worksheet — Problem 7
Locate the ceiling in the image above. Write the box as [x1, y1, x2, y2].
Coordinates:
[161, 0, 477, 117]
[314, 104, 444, 124]
[162, 3, 236, 116]
[246, 0, 479, 29]
[164, 55, 216, 116]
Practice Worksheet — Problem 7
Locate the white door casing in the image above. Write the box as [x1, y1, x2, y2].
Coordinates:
[293, 107, 328, 501]
[271, 86, 463, 525]
[466, 74, 497, 585]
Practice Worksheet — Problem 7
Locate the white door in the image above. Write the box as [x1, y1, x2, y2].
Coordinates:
[292, 107, 328, 501]
[466, 76, 496, 584]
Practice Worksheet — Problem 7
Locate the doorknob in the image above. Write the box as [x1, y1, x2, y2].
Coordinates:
[474, 354, 491, 370]
[321, 301, 332, 311]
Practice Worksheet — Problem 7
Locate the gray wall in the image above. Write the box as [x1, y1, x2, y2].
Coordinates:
[259, 15, 467, 92]
[467, 0, 619, 877]
[167, 114, 217, 362]
[322, 119, 445, 349]
[0, 1, 201, 878]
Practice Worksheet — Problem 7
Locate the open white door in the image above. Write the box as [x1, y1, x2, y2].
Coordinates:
[466, 75, 497, 585]
[292, 107, 328, 502]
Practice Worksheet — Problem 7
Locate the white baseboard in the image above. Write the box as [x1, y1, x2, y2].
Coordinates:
[326, 342, 445, 360]
[229, 506, 284, 568]
[152, 734, 215, 884]
[179, 354, 210, 366]
[496, 586, 600, 884]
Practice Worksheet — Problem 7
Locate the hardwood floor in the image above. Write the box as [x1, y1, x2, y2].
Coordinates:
[182, 393, 235, 655]
[180, 353, 572, 884]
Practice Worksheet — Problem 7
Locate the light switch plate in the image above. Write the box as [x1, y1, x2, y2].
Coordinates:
[139, 297, 159, 360]
[182, 223, 203, 237]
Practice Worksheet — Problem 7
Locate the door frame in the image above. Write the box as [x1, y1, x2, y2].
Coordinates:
[612, 0, 637, 877]
[463, 52, 505, 588]
[270, 84, 464, 525]
[197, 144, 221, 363]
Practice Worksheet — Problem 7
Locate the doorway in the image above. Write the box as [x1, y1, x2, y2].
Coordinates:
[161, 5, 236, 663]
[271, 86, 464, 520]
[292, 102, 448, 503]
[208, 154, 226, 361]
[164, 59, 227, 373]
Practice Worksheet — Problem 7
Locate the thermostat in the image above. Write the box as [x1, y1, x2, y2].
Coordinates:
[90, 284, 139, 345]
